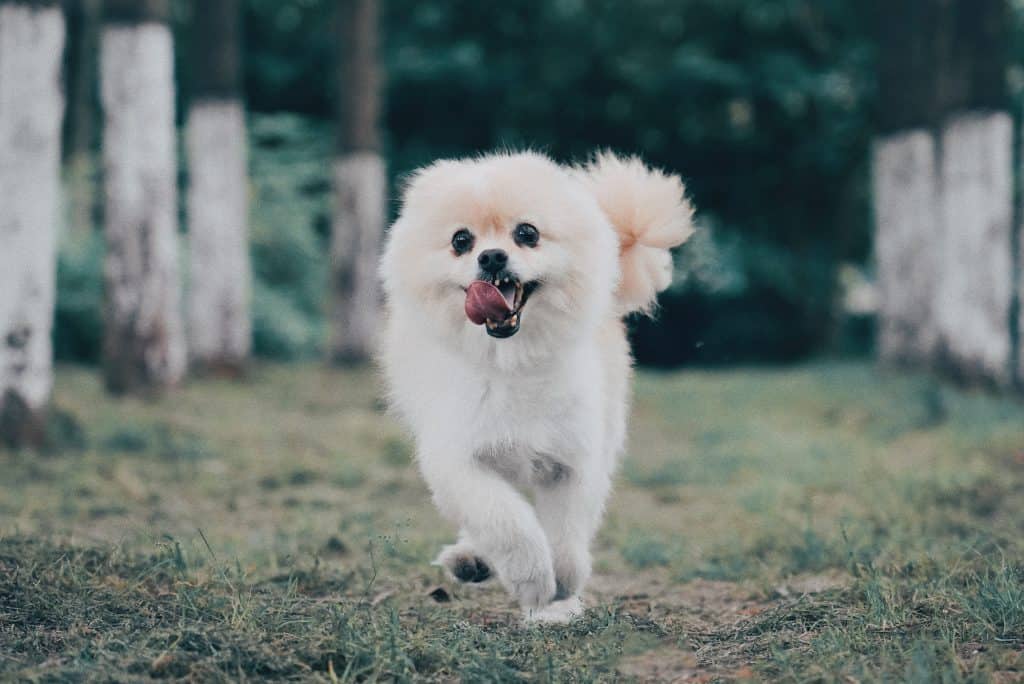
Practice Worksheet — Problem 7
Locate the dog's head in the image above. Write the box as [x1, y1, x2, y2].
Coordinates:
[381, 152, 620, 357]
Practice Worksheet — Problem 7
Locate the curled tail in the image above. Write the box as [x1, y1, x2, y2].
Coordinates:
[579, 152, 695, 315]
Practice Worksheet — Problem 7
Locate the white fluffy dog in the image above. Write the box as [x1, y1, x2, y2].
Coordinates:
[379, 151, 693, 622]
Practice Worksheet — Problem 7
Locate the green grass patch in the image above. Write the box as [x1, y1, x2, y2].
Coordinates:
[1, 361, 1023, 680]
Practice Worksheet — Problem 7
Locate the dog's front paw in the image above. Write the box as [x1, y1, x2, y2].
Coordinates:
[511, 574, 557, 610]
[503, 559, 556, 610]
[493, 532, 557, 609]
[552, 541, 591, 600]
[524, 595, 584, 624]
[434, 543, 492, 583]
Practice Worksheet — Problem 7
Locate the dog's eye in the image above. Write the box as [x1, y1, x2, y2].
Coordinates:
[451, 229, 474, 256]
[513, 223, 539, 248]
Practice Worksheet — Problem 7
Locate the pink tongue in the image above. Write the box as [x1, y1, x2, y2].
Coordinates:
[465, 281, 512, 325]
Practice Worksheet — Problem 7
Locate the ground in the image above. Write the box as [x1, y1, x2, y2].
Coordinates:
[1, 361, 1022, 681]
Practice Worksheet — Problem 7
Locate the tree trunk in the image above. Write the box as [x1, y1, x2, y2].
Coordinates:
[935, 113, 1014, 386]
[872, 130, 940, 365]
[186, 0, 250, 374]
[99, 0, 186, 395]
[874, 0, 943, 134]
[931, 0, 1013, 387]
[64, 0, 100, 233]
[329, 0, 385, 364]
[872, 0, 1014, 387]
[933, 0, 1008, 121]
[872, 0, 943, 367]
[0, 0, 65, 447]
[1017, 188, 1023, 388]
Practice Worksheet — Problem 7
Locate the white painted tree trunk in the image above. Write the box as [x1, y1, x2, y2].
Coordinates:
[872, 129, 940, 365]
[1018, 229, 1023, 388]
[0, 4, 64, 445]
[100, 22, 186, 393]
[329, 152, 386, 363]
[186, 99, 250, 371]
[1018, 192, 1023, 388]
[935, 112, 1014, 386]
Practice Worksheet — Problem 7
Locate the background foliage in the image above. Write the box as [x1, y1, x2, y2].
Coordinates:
[60, 0, 880, 363]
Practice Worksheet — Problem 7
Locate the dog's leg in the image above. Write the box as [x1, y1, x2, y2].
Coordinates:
[419, 445, 556, 610]
[532, 461, 611, 620]
[433, 531, 492, 583]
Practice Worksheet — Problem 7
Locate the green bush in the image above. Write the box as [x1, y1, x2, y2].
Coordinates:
[238, 0, 875, 364]
[633, 225, 840, 365]
[248, 114, 332, 359]
[59, 0, 885, 365]
[54, 229, 103, 363]
[252, 280, 322, 359]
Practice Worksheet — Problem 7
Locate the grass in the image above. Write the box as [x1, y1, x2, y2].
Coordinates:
[1, 361, 1023, 681]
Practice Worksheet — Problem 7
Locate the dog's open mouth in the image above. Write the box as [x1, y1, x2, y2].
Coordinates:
[464, 275, 537, 339]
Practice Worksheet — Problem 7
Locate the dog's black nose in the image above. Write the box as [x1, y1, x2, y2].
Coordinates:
[477, 249, 508, 274]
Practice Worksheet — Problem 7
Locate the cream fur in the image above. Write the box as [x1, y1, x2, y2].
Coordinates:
[379, 151, 692, 622]
[577, 152, 695, 314]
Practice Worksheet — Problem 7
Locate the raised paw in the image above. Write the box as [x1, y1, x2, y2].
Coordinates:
[434, 543, 493, 584]
[452, 555, 491, 583]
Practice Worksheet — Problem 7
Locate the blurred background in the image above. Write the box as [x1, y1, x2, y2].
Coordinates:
[2, 0, 1023, 435]
[49, 0, 875, 369]
[53, 0, 878, 370]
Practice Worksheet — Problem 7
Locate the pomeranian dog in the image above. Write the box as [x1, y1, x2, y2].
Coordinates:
[380, 151, 693, 622]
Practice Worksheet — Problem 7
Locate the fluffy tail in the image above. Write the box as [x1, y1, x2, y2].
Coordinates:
[579, 152, 695, 315]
